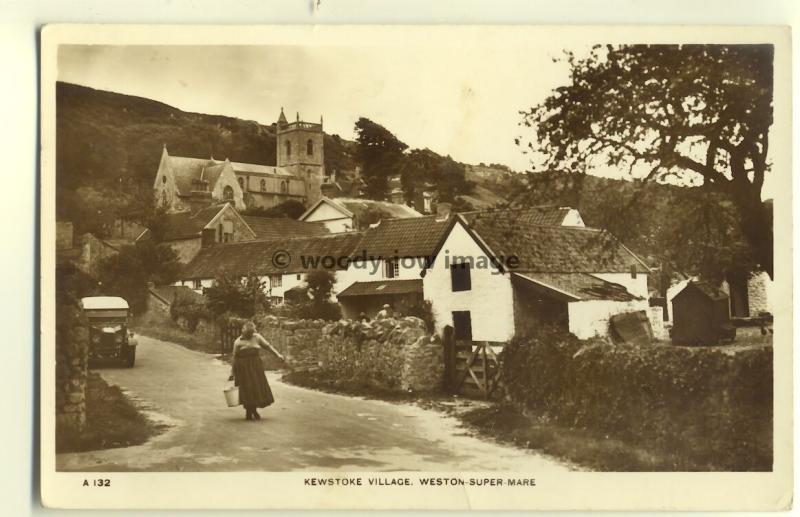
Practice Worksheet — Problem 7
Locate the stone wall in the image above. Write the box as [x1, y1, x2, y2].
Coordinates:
[254, 315, 325, 370]
[56, 303, 88, 432]
[318, 317, 444, 392]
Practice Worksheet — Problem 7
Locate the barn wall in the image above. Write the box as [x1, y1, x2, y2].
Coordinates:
[567, 299, 650, 339]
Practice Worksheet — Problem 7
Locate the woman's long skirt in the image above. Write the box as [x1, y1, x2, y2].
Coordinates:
[233, 348, 274, 408]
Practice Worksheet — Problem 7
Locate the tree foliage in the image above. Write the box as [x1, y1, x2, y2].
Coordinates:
[241, 199, 307, 219]
[520, 44, 774, 278]
[354, 117, 408, 199]
[203, 274, 267, 318]
[96, 240, 181, 314]
[401, 149, 473, 203]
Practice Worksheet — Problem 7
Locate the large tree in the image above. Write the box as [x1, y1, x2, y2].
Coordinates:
[520, 44, 774, 278]
[354, 117, 408, 199]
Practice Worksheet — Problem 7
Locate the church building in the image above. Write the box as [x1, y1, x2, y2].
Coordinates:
[153, 108, 329, 213]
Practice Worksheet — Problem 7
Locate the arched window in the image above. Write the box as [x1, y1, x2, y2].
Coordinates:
[306, 139, 313, 156]
[223, 185, 234, 200]
[280, 180, 288, 194]
[237, 177, 245, 190]
[285, 140, 291, 157]
[161, 175, 167, 184]
[161, 190, 168, 207]
[260, 179, 266, 192]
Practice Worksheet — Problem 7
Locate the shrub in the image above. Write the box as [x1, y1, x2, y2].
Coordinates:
[203, 274, 266, 318]
[501, 327, 772, 470]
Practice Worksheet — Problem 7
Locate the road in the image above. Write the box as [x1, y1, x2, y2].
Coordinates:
[57, 335, 572, 472]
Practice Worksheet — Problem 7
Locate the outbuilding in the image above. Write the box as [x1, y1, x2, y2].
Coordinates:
[671, 280, 734, 345]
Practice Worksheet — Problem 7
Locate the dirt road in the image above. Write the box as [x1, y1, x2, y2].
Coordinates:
[57, 335, 572, 472]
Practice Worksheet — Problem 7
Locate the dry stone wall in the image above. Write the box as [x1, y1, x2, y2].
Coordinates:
[255, 315, 325, 370]
[318, 317, 444, 392]
[56, 303, 88, 432]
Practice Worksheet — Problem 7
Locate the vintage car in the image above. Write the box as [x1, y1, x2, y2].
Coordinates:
[80, 296, 137, 367]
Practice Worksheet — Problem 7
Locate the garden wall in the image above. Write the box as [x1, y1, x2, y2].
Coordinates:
[250, 315, 444, 391]
[317, 317, 444, 392]
[501, 329, 772, 470]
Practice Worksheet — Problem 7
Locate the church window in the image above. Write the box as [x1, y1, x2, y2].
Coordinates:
[306, 139, 313, 156]
[161, 190, 168, 207]
[280, 181, 288, 194]
[237, 177, 245, 190]
[161, 176, 166, 184]
[260, 179, 266, 192]
[285, 140, 291, 157]
[223, 185, 234, 201]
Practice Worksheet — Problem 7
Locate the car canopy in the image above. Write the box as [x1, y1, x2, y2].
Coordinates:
[80, 297, 130, 311]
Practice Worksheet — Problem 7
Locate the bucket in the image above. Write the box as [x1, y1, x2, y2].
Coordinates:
[223, 385, 239, 407]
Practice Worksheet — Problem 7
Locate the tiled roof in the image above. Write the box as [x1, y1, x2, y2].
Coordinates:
[181, 232, 364, 279]
[461, 206, 573, 227]
[338, 279, 423, 298]
[514, 273, 638, 302]
[336, 197, 422, 220]
[242, 216, 329, 241]
[158, 204, 227, 241]
[465, 209, 649, 274]
[356, 215, 452, 259]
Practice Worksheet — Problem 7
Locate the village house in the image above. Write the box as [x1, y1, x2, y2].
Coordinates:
[137, 203, 257, 264]
[175, 232, 364, 304]
[335, 214, 452, 318]
[299, 196, 422, 233]
[153, 109, 329, 213]
[421, 207, 651, 341]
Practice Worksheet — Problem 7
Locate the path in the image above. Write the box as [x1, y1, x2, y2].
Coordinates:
[57, 335, 573, 472]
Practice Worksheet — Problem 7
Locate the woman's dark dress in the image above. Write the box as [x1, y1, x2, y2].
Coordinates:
[233, 347, 274, 408]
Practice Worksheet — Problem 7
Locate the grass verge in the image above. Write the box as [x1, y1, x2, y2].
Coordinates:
[56, 372, 167, 454]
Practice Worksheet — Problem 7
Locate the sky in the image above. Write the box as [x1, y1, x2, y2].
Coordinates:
[58, 43, 574, 172]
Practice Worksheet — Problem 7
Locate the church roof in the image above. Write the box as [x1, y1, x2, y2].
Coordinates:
[230, 161, 293, 177]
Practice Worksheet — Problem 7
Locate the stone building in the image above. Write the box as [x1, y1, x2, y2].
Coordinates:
[153, 109, 328, 213]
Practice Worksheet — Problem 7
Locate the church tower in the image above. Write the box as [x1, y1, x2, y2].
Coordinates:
[276, 108, 325, 206]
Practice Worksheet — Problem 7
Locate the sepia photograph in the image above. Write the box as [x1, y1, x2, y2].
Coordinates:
[39, 25, 792, 510]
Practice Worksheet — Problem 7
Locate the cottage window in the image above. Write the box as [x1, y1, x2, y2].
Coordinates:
[193, 279, 202, 290]
[452, 311, 472, 341]
[285, 140, 291, 157]
[223, 185, 234, 201]
[270, 274, 282, 288]
[260, 179, 266, 192]
[307, 139, 314, 155]
[450, 262, 472, 292]
[385, 260, 399, 279]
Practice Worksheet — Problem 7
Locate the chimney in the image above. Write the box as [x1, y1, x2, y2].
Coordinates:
[435, 202, 451, 221]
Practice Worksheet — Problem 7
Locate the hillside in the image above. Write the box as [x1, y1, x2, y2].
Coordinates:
[55, 82, 357, 223]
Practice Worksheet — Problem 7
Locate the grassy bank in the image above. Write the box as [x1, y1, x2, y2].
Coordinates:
[56, 372, 166, 453]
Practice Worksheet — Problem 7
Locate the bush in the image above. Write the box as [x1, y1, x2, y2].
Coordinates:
[501, 327, 772, 470]
[169, 292, 209, 333]
[203, 274, 266, 318]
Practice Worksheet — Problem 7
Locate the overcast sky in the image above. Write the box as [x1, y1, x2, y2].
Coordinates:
[58, 43, 574, 172]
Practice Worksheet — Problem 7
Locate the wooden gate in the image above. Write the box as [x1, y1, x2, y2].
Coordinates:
[443, 330, 502, 398]
[219, 319, 240, 356]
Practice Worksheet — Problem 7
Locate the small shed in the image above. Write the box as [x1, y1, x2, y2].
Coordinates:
[671, 280, 734, 345]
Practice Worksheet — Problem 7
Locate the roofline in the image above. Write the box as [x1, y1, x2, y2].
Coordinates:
[511, 273, 582, 302]
[298, 196, 354, 221]
[419, 214, 507, 278]
[205, 203, 257, 239]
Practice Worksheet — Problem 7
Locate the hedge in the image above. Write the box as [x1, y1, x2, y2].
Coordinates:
[501, 328, 772, 470]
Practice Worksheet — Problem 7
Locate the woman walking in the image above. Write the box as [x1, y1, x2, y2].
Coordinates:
[229, 321, 284, 420]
